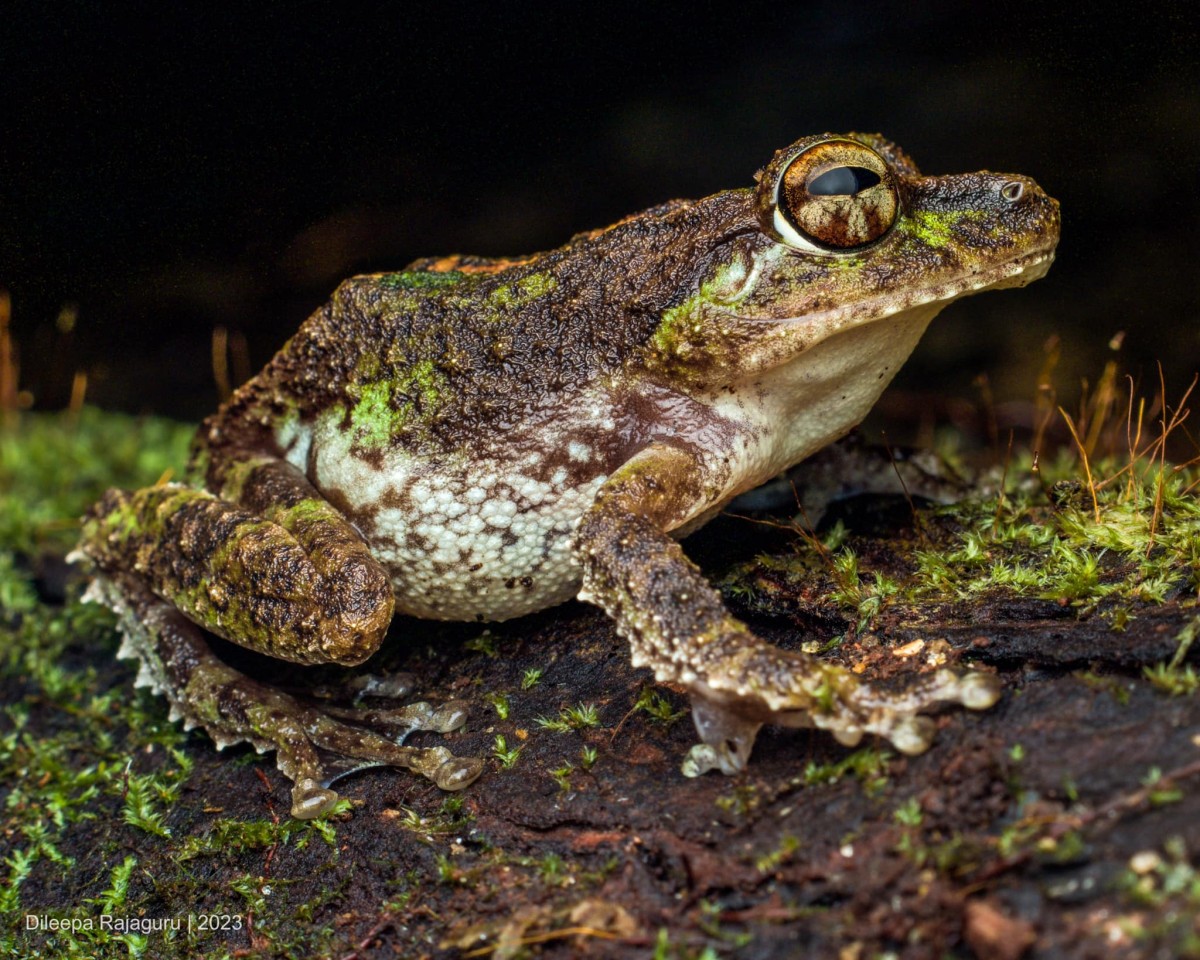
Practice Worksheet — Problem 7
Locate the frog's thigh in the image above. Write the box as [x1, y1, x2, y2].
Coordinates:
[89, 571, 482, 818]
[574, 444, 999, 776]
[82, 462, 393, 665]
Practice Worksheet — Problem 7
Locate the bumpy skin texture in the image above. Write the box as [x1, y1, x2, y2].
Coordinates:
[79, 133, 1060, 818]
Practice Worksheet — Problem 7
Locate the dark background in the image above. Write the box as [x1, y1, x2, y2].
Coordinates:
[4, 2, 1198, 432]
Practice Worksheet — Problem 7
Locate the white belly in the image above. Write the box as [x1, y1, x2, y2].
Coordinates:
[288, 410, 609, 622]
[370, 465, 607, 621]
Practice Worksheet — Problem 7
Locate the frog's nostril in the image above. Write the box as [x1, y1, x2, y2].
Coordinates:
[1000, 181, 1025, 203]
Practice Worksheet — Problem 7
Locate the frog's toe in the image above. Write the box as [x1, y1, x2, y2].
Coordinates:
[852, 667, 1001, 713]
[320, 698, 471, 736]
[680, 694, 763, 777]
[290, 779, 341, 820]
[433, 756, 485, 791]
[958, 670, 1003, 710]
[879, 715, 938, 756]
[800, 666, 998, 756]
[427, 700, 471, 733]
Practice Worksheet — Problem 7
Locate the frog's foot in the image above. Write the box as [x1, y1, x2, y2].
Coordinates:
[87, 573, 483, 819]
[678, 639, 1001, 777]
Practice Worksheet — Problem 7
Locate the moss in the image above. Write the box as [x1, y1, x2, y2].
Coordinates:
[275, 495, 345, 532]
[633, 685, 687, 725]
[0, 409, 192, 556]
[348, 380, 399, 449]
[492, 734, 522, 768]
[535, 701, 601, 732]
[648, 295, 703, 359]
[724, 451, 1200, 615]
[0, 409, 362, 960]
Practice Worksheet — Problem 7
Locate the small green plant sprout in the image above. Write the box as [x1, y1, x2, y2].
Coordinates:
[433, 852, 458, 884]
[465, 631, 498, 657]
[892, 796, 928, 861]
[550, 763, 573, 792]
[1144, 615, 1200, 696]
[799, 746, 892, 797]
[396, 806, 425, 831]
[1141, 767, 1184, 807]
[0, 848, 35, 914]
[91, 855, 137, 914]
[520, 667, 543, 690]
[537, 852, 566, 884]
[1144, 662, 1199, 696]
[697, 899, 753, 948]
[485, 691, 511, 719]
[492, 734, 521, 769]
[119, 764, 172, 838]
[828, 549, 899, 633]
[580, 745, 598, 769]
[633, 686, 686, 725]
[1119, 835, 1200, 942]
[715, 782, 760, 817]
[754, 834, 800, 873]
[535, 701, 601, 732]
[893, 796, 924, 827]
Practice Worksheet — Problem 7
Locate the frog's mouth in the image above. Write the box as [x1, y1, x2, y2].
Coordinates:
[961, 247, 1056, 294]
[810, 246, 1057, 334]
[777, 246, 1051, 343]
[735, 244, 1059, 374]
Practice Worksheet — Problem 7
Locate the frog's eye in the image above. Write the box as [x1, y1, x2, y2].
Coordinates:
[772, 140, 898, 254]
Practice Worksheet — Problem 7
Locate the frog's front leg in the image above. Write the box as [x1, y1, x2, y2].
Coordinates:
[574, 444, 1000, 777]
[80, 457, 483, 817]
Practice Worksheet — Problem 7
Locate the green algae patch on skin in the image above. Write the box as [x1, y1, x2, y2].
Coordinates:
[347, 382, 400, 450]
[898, 208, 992, 250]
[490, 272, 557, 309]
[345, 358, 447, 450]
[378, 270, 468, 290]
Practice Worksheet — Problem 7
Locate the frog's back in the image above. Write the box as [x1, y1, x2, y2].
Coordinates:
[195, 192, 753, 621]
[246, 194, 748, 456]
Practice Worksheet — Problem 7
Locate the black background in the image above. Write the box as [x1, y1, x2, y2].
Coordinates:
[4, 2, 1198, 428]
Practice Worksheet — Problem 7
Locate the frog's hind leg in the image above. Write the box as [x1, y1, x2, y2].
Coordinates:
[575, 443, 1001, 778]
[80, 458, 397, 667]
[90, 572, 483, 819]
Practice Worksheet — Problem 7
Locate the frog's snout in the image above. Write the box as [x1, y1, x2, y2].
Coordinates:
[992, 173, 1061, 242]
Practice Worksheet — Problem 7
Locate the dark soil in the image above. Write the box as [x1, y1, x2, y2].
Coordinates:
[8, 507, 1200, 960]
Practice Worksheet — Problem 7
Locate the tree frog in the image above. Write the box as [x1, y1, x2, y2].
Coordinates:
[79, 133, 1059, 818]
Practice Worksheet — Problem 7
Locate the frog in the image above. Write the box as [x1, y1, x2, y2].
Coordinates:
[78, 133, 1060, 819]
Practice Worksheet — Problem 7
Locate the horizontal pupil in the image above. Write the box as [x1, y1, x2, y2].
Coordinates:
[808, 165, 881, 196]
